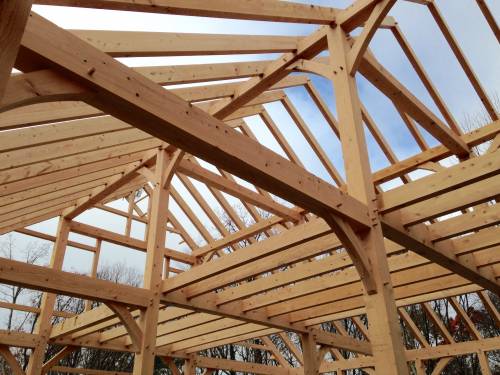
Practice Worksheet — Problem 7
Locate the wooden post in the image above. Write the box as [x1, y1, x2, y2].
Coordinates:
[84, 239, 101, 311]
[326, 24, 409, 374]
[26, 217, 70, 375]
[183, 355, 196, 375]
[132, 149, 172, 374]
[125, 193, 135, 237]
[478, 350, 492, 375]
[301, 332, 319, 375]
[415, 359, 426, 375]
[0, 0, 32, 101]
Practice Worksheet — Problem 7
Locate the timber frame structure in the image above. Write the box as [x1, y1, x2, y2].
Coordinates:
[0, 0, 499, 374]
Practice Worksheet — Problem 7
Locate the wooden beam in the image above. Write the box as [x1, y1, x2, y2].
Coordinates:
[63, 150, 157, 219]
[192, 215, 285, 258]
[193, 356, 299, 375]
[0, 345, 24, 375]
[427, 1, 498, 121]
[476, 0, 500, 43]
[33, 0, 338, 24]
[320, 336, 500, 372]
[478, 349, 493, 375]
[381, 217, 499, 294]
[324, 214, 376, 294]
[260, 336, 291, 368]
[312, 329, 372, 356]
[337, 0, 381, 32]
[259, 110, 305, 167]
[69, 221, 195, 265]
[0, 0, 32, 101]
[235, 246, 497, 322]
[0, 2, 498, 369]
[1, 68, 90, 112]
[391, 25, 461, 134]
[41, 346, 76, 374]
[15, 227, 96, 252]
[161, 288, 373, 355]
[479, 291, 500, 327]
[280, 97, 343, 185]
[358, 51, 469, 156]
[422, 303, 454, 344]
[0, 301, 72, 319]
[428, 203, 500, 242]
[26, 217, 70, 375]
[0, 73, 304, 129]
[447, 297, 481, 340]
[397, 176, 500, 226]
[279, 333, 304, 366]
[50, 367, 130, 375]
[208, 27, 328, 119]
[18, 13, 371, 230]
[133, 149, 175, 373]
[0, 256, 152, 308]
[70, 29, 300, 57]
[301, 333, 319, 375]
[398, 307, 430, 348]
[0, 140, 158, 196]
[347, 0, 396, 75]
[380, 150, 500, 212]
[327, 24, 409, 374]
[177, 159, 301, 222]
[373, 120, 500, 184]
[106, 302, 143, 351]
[0, 331, 38, 348]
[163, 219, 333, 294]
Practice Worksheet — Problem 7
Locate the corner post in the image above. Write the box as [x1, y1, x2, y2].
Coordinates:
[133, 148, 171, 373]
[326, 24, 409, 374]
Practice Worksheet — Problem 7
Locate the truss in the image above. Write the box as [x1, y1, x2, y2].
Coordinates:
[0, 0, 499, 374]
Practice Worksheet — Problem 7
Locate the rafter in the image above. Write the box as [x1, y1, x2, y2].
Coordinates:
[16, 12, 371, 230]
[208, 27, 328, 119]
[427, 1, 498, 121]
[381, 217, 499, 294]
[63, 149, 158, 219]
[177, 158, 302, 222]
[347, 0, 396, 75]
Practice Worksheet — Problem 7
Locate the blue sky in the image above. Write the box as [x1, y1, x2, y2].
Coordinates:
[0, 1, 498, 315]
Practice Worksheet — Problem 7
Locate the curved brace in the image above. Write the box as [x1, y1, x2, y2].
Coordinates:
[0, 69, 91, 113]
[106, 302, 143, 351]
[289, 59, 333, 80]
[325, 214, 377, 295]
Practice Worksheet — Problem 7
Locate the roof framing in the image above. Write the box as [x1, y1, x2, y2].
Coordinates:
[0, 0, 499, 374]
